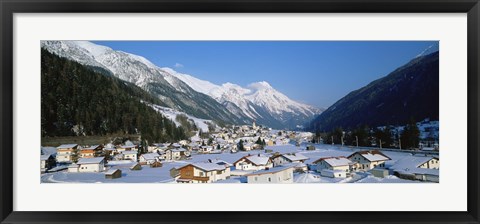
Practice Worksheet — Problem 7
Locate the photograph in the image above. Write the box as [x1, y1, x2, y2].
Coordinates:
[40, 40, 440, 184]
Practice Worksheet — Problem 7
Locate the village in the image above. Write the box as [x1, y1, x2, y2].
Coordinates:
[41, 121, 440, 184]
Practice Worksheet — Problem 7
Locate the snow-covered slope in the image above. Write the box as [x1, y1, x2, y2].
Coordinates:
[162, 67, 323, 128]
[42, 40, 322, 129]
[41, 41, 245, 126]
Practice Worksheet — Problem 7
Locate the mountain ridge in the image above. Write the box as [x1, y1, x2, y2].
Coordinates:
[42, 40, 322, 129]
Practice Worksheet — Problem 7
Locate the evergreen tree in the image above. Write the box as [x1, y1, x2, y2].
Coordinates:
[400, 120, 420, 149]
[238, 139, 244, 151]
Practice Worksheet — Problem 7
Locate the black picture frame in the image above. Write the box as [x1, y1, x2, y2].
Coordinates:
[1, 0, 479, 223]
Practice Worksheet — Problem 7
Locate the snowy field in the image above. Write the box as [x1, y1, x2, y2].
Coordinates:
[41, 143, 433, 184]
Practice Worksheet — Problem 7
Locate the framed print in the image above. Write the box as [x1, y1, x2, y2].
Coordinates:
[1, 0, 479, 223]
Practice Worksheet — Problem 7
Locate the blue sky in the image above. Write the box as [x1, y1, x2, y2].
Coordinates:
[93, 41, 437, 109]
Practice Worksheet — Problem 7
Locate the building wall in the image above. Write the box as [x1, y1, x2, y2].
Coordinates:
[418, 158, 440, 169]
[123, 154, 137, 161]
[316, 161, 349, 173]
[247, 168, 294, 183]
[78, 163, 104, 172]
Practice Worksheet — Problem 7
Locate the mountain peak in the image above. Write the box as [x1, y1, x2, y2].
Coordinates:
[248, 81, 273, 90]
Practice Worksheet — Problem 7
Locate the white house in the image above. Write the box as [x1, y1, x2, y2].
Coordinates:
[272, 153, 309, 167]
[121, 151, 138, 162]
[139, 153, 160, 165]
[390, 156, 439, 171]
[245, 165, 294, 183]
[56, 144, 79, 163]
[313, 156, 354, 174]
[233, 154, 273, 171]
[176, 162, 231, 183]
[347, 150, 390, 171]
[165, 148, 189, 161]
[68, 157, 105, 173]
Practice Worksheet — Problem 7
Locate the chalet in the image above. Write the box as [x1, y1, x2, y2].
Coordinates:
[117, 144, 138, 153]
[139, 153, 161, 165]
[69, 157, 105, 173]
[165, 148, 189, 161]
[79, 145, 103, 158]
[147, 143, 167, 153]
[347, 150, 391, 171]
[390, 156, 439, 171]
[56, 144, 79, 163]
[40, 154, 56, 172]
[272, 153, 309, 167]
[245, 165, 294, 183]
[199, 146, 213, 154]
[313, 156, 355, 174]
[389, 156, 440, 182]
[233, 154, 273, 171]
[176, 162, 231, 183]
[121, 151, 138, 162]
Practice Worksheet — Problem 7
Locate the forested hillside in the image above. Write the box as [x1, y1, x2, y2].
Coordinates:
[41, 49, 187, 142]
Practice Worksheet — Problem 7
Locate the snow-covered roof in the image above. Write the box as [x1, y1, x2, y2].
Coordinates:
[321, 169, 346, 175]
[124, 140, 134, 146]
[180, 162, 226, 171]
[322, 157, 352, 167]
[120, 145, 137, 149]
[245, 165, 294, 176]
[210, 159, 233, 167]
[390, 156, 437, 170]
[122, 151, 137, 155]
[105, 169, 120, 175]
[396, 167, 439, 176]
[238, 155, 271, 166]
[40, 154, 52, 161]
[362, 153, 389, 162]
[83, 145, 101, 150]
[351, 151, 390, 162]
[282, 153, 309, 162]
[77, 157, 104, 164]
[57, 144, 78, 149]
[171, 148, 187, 152]
[141, 153, 160, 160]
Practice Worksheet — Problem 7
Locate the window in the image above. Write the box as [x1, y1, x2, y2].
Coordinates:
[199, 172, 204, 176]
[339, 174, 341, 177]
[254, 177, 258, 181]
[268, 177, 271, 182]
[217, 170, 222, 174]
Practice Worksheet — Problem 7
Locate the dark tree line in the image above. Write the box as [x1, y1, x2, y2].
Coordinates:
[315, 119, 420, 149]
[41, 49, 187, 143]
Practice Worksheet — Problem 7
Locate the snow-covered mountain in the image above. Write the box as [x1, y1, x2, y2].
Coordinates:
[42, 40, 322, 129]
[41, 41, 244, 126]
[162, 68, 323, 129]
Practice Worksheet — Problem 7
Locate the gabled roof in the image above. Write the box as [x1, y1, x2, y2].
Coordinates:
[105, 169, 120, 175]
[234, 155, 271, 166]
[83, 145, 102, 150]
[281, 153, 309, 162]
[120, 145, 137, 149]
[122, 151, 137, 155]
[314, 157, 352, 167]
[178, 162, 227, 172]
[141, 153, 160, 160]
[40, 154, 53, 161]
[245, 165, 294, 176]
[390, 156, 437, 170]
[57, 144, 78, 149]
[349, 150, 391, 162]
[77, 157, 104, 164]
